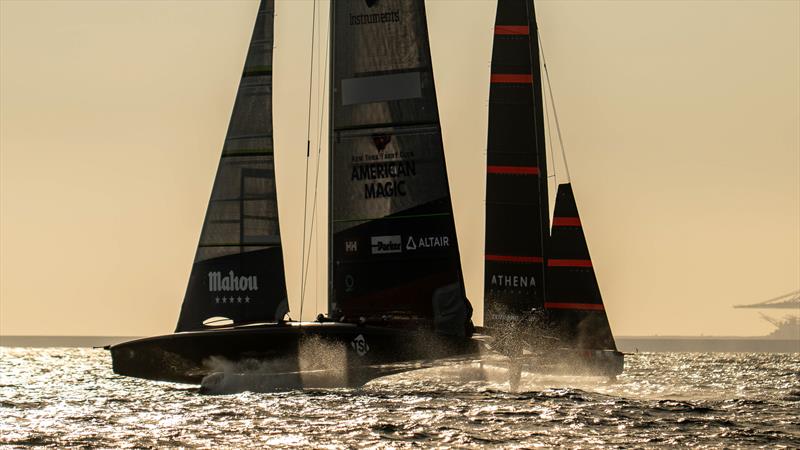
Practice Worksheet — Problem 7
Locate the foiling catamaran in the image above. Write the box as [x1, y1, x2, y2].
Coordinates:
[109, 0, 622, 388]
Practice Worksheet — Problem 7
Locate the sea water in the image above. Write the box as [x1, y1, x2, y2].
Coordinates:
[1, 348, 798, 448]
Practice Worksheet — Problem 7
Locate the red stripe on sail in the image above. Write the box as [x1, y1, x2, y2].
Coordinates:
[545, 302, 605, 311]
[487, 165, 539, 175]
[495, 25, 529, 35]
[548, 259, 593, 267]
[552, 217, 582, 227]
[486, 255, 543, 263]
[491, 74, 533, 84]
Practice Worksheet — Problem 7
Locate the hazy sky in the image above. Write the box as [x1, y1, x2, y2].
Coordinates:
[1, 0, 798, 337]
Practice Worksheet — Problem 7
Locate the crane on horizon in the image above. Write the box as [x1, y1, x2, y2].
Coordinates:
[733, 290, 800, 310]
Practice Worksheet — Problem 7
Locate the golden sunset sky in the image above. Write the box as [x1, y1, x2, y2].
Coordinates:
[1, 0, 798, 337]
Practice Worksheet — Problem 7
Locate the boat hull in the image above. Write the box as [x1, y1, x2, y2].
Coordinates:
[109, 322, 481, 386]
[515, 348, 624, 377]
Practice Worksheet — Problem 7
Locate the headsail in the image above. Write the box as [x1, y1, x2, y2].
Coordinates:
[484, 0, 550, 328]
[546, 184, 616, 350]
[176, 0, 287, 332]
[328, 0, 472, 336]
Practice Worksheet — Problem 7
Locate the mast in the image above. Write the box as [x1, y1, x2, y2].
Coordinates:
[327, 0, 336, 318]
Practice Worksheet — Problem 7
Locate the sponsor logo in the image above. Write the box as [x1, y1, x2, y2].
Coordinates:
[371, 235, 402, 254]
[208, 270, 259, 292]
[345, 240, 358, 252]
[490, 274, 536, 288]
[351, 334, 370, 356]
[405, 235, 450, 251]
[349, 6, 399, 26]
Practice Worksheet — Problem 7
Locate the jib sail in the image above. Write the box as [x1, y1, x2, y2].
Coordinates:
[484, 0, 550, 328]
[546, 184, 616, 350]
[176, 0, 287, 332]
[328, 0, 472, 336]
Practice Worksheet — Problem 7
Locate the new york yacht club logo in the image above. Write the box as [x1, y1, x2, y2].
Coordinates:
[368, 234, 451, 255]
[372, 134, 391, 151]
[208, 270, 259, 292]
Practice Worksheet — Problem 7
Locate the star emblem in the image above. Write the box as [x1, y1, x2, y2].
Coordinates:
[237, 296, 242, 303]
[215, 297, 220, 304]
[245, 296, 250, 303]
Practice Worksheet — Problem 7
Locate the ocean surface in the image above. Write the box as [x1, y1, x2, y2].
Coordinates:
[1, 348, 798, 448]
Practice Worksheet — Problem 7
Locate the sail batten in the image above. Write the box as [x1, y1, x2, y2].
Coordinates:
[175, 0, 287, 332]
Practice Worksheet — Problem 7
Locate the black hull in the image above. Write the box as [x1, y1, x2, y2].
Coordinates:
[109, 323, 481, 386]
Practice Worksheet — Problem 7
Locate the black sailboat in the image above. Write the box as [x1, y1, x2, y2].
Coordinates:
[482, 0, 623, 376]
[109, 0, 479, 387]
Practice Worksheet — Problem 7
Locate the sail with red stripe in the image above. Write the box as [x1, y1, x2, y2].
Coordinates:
[483, 0, 550, 328]
[546, 183, 617, 350]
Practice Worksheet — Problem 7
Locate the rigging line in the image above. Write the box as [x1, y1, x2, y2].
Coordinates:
[538, 29, 571, 182]
[543, 76, 557, 188]
[300, 0, 331, 318]
[300, 0, 318, 323]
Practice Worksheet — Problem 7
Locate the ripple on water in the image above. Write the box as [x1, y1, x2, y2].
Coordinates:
[0, 348, 799, 448]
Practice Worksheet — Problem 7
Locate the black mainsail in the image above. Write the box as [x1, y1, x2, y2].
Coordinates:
[328, 0, 472, 336]
[175, 0, 287, 332]
[484, 0, 549, 328]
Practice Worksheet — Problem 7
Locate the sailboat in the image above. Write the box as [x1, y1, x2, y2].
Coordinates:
[482, 0, 623, 376]
[109, 0, 480, 387]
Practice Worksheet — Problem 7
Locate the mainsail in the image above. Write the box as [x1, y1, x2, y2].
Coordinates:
[546, 184, 617, 350]
[328, 0, 472, 336]
[484, 0, 550, 328]
[176, 0, 287, 332]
